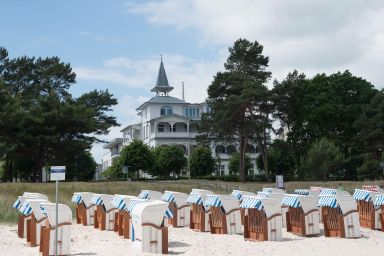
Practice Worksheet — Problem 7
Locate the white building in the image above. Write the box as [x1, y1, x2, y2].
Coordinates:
[101, 60, 260, 177]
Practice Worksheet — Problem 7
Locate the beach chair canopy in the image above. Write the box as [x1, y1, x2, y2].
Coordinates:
[318, 194, 357, 213]
[310, 186, 323, 192]
[131, 201, 170, 226]
[374, 194, 384, 207]
[112, 194, 137, 210]
[362, 185, 384, 193]
[71, 192, 94, 207]
[19, 198, 48, 216]
[295, 189, 320, 197]
[138, 190, 163, 200]
[13, 193, 49, 210]
[353, 189, 377, 202]
[204, 195, 239, 212]
[267, 193, 285, 203]
[126, 198, 149, 212]
[282, 194, 317, 213]
[91, 194, 115, 211]
[256, 192, 270, 198]
[41, 203, 72, 226]
[186, 189, 213, 205]
[231, 190, 256, 201]
[162, 191, 189, 207]
[240, 196, 281, 218]
[262, 188, 285, 194]
[27, 199, 48, 221]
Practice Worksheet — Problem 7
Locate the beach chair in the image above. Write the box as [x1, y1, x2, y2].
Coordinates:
[138, 190, 164, 200]
[204, 194, 242, 235]
[13, 193, 48, 238]
[353, 188, 383, 230]
[241, 196, 282, 241]
[374, 194, 384, 232]
[318, 194, 360, 238]
[187, 189, 213, 232]
[111, 194, 137, 236]
[231, 190, 256, 225]
[91, 194, 118, 231]
[162, 191, 190, 227]
[71, 192, 95, 226]
[282, 194, 320, 237]
[122, 198, 149, 239]
[131, 200, 171, 254]
[264, 193, 288, 228]
[40, 203, 72, 256]
[20, 199, 49, 246]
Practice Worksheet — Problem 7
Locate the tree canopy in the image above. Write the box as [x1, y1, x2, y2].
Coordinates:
[189, 146, 216, 177]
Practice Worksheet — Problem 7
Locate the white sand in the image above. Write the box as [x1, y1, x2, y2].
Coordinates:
[1, 223, 384, 256]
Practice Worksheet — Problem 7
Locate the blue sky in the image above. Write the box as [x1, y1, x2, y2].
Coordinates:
[2, 0, 384, 162]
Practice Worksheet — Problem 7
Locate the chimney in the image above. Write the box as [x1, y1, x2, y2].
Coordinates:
[182, 82, 185, 101]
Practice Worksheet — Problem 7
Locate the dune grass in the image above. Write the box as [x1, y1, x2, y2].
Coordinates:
[1, 179, 383, 223]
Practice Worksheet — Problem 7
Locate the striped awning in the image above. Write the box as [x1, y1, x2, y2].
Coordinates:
[112, 196, 128, 210]
[126, 199, 148, 212]
[317, 196, 338, 208]
[262, 188, 273, 193]
[240, 196, 263, 210]
[186, 193, 203, 205]
[231, 190, 243, 201]
[165, 208, 174, 219]
[162, 192, 175, 203]
[204, 195, 223, 208]
[362, 185, 380, 192]
[40, 205, 46, 214]
[91, 195, 103, 205]
[310, 186, 323, 192]
[353, 189, 372, 201]
[319, 189, 337, 196]
[257, 192, 270, 198]
[71, 194, 82, 204]
[295, 189, 309, 195]
[281, 195, 301, 208]
[19, 202, 33, 215]
[138, 191, 149, 199]
[374, 195, 384, 206]
[12, 199, 22, 209]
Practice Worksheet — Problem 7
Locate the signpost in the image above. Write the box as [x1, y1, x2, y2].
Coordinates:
[50, 166, 66, 256]
[276, 175, 284, 189]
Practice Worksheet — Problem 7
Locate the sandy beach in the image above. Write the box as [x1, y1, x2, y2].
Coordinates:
[1, 223, 384, 256]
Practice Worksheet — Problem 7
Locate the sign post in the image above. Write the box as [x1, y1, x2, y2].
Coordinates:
[276, 175, 284, 189]
[50, 166, 66, 256]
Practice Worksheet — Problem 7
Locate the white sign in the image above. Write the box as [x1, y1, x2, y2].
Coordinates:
[50, 166, 66, 181]
[276, 175, 284, 189]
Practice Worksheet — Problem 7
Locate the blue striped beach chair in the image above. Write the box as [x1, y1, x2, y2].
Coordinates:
[162, 191, 190, 227]
[353, 188, 384, 230]
[186, 189, 213, 232]
[241, 196, 282, 241]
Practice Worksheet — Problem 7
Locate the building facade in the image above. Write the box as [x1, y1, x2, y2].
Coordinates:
[101, 60, 260, 177]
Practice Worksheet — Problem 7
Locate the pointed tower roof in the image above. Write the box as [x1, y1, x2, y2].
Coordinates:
[151, 58, 174, 95]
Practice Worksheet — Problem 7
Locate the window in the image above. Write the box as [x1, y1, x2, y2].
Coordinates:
[220, 165, 225, 176]
[160, 106, 173, 116]
[158, 124, 164, 132]
[184, 107, 199, 118]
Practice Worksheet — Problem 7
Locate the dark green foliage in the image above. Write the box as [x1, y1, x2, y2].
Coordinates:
[0, 47, 118, 181]
[152, 145, 186, 178]
[228, 153, 252, 176]
[356, 154, 382, 181]
[119, 140, 154, 179]
[299, 138, 345, 181]
[190, 146, 216, 177]
[202, 38, 273, 182]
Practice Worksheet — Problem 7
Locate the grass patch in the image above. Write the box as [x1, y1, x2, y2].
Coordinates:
[1, 179, 383, 223]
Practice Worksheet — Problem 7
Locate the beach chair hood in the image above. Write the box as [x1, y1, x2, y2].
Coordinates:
[204, 195, 239, 212]
[162, 191, 189, 207]
[138, 190, 163, 200]
[41, 203, 72, 226]
[282, 194, 317, 214]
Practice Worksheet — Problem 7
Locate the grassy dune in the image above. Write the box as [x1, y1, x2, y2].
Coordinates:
[1, 179, 383, 223]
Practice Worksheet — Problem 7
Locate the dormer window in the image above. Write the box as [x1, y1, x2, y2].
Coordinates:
[160, 105, 173, 116]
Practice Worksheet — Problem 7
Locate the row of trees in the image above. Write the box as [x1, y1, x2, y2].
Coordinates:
[0, 48, 118, 181]
[201, 38, 384, 182]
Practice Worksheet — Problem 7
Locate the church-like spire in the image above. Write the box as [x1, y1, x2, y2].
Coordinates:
[151, 57, 174, 96]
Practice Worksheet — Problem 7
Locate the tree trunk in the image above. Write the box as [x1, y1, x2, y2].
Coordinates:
[239, 133, 246, 183]
[261, 149, 271, 182]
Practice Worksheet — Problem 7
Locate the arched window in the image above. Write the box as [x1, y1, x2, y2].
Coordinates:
[226, 145, 236, 154]
[160, 105, 173, 116]
[215, 145, 226, 154]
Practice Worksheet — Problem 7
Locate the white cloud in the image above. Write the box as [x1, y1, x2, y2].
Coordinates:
[127, 0, 384, 87]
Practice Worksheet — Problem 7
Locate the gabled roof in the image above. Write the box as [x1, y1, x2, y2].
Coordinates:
[120, 123, 141, 132]
[136, 96, 186, 110]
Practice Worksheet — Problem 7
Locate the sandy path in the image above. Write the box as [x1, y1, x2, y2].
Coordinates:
[1, 223, 384, 256]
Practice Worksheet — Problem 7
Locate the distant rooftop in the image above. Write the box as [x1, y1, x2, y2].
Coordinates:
[103, 138, 123, 149]
[136, 96, 185, 110]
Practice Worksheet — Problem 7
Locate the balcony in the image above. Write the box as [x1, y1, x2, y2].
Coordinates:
[152, 131, 198, 139]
